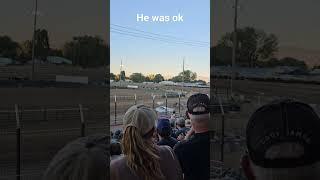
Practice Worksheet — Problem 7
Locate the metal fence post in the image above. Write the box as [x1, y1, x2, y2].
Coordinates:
[114, 95, 117, 125]
[218, 98, 225, 162]
[134, 94, 137, 105]
[152, 95, 155, 109]
[15, 104, 20, 180]
[178, 93, 181, 115]
[79, 104, 85, 137]
[165, 93, 168, 115]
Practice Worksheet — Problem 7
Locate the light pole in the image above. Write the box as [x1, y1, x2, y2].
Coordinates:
[231, 0, 238, 98]
[119, 60, 124, 87]
[31, 0, 38, 80]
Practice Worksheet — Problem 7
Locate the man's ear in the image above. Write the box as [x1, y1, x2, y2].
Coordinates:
[240, 154, 255, 180]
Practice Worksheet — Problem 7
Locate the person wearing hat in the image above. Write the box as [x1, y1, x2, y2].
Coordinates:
[242, 99, 320, 180]
[173, 93, 210, 180]
[42, 134, 109, 180]
[110, 105, 183, 180]
[157, 118, 178, 148]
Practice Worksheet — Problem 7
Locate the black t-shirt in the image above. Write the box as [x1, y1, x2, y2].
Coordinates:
[174, 127, 190, 138]
[173, 132, 210, 180]
[158, 137, 178, 149]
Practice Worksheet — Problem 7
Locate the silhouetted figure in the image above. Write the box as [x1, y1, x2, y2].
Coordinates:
[174, 93, 210, 180]
[42, 134, 109, 180]
[242, 99, 320, 180]
[111, 105, 183, 180]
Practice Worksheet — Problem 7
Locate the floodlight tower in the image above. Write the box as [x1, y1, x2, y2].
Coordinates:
[119, 60, 124, 86]
[231, 0, 239, 98]
[31, 0, 38, 80]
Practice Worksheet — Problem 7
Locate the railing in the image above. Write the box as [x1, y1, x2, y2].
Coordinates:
[110, 93, 187, 125]
[0, 104, 109, 180]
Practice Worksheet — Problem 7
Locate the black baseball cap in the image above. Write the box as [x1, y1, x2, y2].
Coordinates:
[246, 99, 320, 168]
[187, 93, 210, 115]
[157, 118, 172, 135]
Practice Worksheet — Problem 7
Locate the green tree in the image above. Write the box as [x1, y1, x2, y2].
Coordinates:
[217, 27, 278, 67]
[145, 74, 155, 82]
[280, 57, 307, 69]
[63, 35, 108, 68]
[213, 46, 232, 65]
[154, 74, 164, 83]
[171, 70, 197, 82]
[0, 35, 19, 58]
[130, 73, 146, 83]
[34, 29, 50, 61]
[110, 73, 116, 80]
[120, 70, 126, 81]
[48, 48, 63, 57]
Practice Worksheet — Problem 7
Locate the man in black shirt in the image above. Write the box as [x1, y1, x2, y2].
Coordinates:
[174, 118, 190, 139]
[174, 93, 210, 180]
[157, 118, 178, 149]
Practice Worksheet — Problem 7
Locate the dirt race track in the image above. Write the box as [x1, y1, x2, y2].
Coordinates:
[214, 79, 320, 104]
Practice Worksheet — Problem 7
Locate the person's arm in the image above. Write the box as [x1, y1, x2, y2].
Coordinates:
[184, 127, 194, 140]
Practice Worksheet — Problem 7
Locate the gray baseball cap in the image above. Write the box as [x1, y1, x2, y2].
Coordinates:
[123, 104, 157, 136]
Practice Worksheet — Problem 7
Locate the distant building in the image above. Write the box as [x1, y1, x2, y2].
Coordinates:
[143, 82, 154, 84]
[159, 81, 176, 86]
[26, 56, 72, 65]
[47, 56, 72, 65]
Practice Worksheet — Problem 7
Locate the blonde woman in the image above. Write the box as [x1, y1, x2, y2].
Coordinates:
[110, 105, 183, 180]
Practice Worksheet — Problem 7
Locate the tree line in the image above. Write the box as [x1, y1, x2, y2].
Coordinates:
[0, 29, 108, 68]
[214, 26, 316, 69]
[110, 69, 206, 83]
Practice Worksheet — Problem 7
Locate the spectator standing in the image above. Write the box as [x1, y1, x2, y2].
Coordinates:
[157, 118, 178, 148]
[242, 99, 320, 180]
[111, 105, 183, 180]
[174, 118, 190, 139]
[173, 93, 210, 180]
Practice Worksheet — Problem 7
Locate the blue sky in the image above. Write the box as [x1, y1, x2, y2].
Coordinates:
[110, 0, 210, 81]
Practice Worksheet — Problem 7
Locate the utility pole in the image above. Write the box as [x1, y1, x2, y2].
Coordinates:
[120, 60, 123, 87]
[31, 0, 38, 80]
[182, 57, 185, 88]
[231, 0, 238, 98]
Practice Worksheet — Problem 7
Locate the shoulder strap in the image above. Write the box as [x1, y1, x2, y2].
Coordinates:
[163, 146, 175, 160]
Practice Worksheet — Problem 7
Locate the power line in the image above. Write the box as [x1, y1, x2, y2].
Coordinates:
[111, 29, 208, 47]
[111, 30, 208, 48]
[111, 24, 209, 45]
[111, 26, 208, 46]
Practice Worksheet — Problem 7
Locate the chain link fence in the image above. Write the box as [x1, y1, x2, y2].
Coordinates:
[0, 104, 109, 180]
[110, 93, 188, 126]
